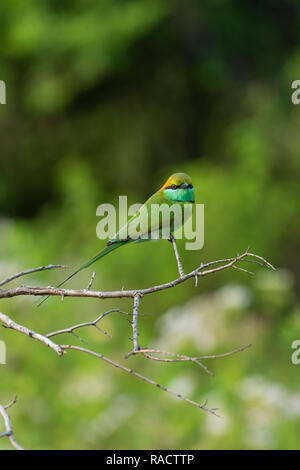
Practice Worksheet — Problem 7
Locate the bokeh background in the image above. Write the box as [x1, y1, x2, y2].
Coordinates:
[1, 0, 300, 450]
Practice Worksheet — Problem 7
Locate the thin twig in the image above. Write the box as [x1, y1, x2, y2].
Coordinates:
[190, 343, 252, 359]
[232, 265, 254, 275]
[138, 344, 251, 362]
[0, 264, 67, 287]
[0, 312, 64, 356]
[4, 395, 18, 410]
[46, 309, 131, 340]
[245, 252, 275, 271]
[0, 395, 23, 450]
[86, 272, 96, 290]
[125, 295, 141, 358]
[60, 344, 221, 417]
[170, 235, 184, 277]
[132, 295, 141, 351]
[133, 344, 251, 376]
[141, 351, 214, 375]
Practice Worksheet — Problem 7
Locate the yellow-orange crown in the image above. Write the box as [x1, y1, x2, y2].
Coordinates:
[160, 173, 193, 190]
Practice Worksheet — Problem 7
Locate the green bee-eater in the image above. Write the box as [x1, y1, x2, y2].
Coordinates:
[38, 173, 194, 305]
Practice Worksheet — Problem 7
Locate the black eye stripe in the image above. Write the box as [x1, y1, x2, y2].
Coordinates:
[165, 184, 193, 190]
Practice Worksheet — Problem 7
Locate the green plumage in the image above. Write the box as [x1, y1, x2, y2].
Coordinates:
[38, 172, 194, 306]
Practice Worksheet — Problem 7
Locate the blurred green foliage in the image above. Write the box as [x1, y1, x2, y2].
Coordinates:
[0, 0, 300, 450]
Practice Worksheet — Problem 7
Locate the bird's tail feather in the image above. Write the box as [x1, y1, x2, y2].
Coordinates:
[37, 240, 127, 307]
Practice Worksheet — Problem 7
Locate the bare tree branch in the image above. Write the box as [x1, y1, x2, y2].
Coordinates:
[60, 344, 221, 417]
[170, 235, 184, 277]
[0, 250, 275, 301]
[125, 295, 141, 358]
[1, 307, 221, 417]
[135, 344, 252, 376]
[0, 395, 23, 450]
[0, 264, 67, 287]
[86, 271, 96, 290]
[46, 308, 131, 341]
[0, 247, 275, 444]
[0, 312, 64, 356]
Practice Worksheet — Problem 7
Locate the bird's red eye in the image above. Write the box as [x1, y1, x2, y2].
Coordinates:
[171, 184, 177, 189]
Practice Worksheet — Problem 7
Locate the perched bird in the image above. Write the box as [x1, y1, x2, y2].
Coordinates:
[38, 172, 194, 306]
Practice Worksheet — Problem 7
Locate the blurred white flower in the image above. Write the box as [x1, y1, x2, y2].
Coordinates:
[205, 411, 230, 436]
[215, 285, 252, 310]
[155, 284, 252, 352]
[80, 394, 136, 442]
[167, 374, 197, 398]
[237, 375, 300, 448]
[62, 372, 114, 404]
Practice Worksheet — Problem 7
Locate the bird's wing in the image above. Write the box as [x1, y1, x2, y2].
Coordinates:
[110, 192, 177, 242]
